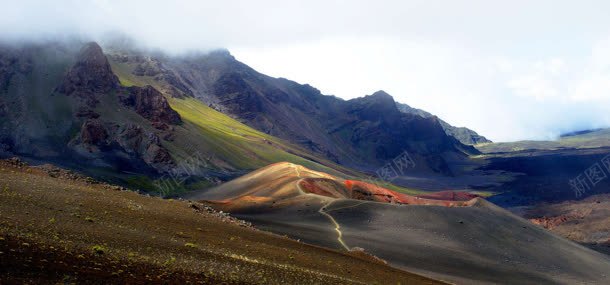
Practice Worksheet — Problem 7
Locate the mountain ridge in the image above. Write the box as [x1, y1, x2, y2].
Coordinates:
[396, 102, 491, 145]
[103, 44, 480, 174]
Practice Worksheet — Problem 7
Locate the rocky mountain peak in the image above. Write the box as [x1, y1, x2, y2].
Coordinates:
[370, 90, 392, 98]
[363, 90, 397, 108]
[56, 42, 119, 104]
[346, 90, 400, 122]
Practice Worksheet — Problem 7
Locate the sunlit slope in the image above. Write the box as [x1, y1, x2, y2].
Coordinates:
[195, 162, 610, 285]
[109, 59, 352, 175]
[188, 162, 473, 209]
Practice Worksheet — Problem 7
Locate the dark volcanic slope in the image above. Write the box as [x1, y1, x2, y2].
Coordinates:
[105, 47, 479, 173]
[195, 162, 610, 285]
[481, 147, 610, 207]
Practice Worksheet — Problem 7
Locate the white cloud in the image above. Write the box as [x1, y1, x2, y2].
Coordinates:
[508, 75, 559, 100]
[570, 74, 610, 102]
[2, 0, 610, 141]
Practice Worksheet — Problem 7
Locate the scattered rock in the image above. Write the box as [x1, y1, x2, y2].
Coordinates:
[5, 157, 28, 168]
[189, 202, 253, 228]
[36, 164, 99, 184]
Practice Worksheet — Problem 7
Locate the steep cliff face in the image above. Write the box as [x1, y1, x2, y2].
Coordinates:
[59, 43, 181, 173]
[56, 42, 120, 107]
[0, 41, 181, 175]
[120, 85, 182, 125]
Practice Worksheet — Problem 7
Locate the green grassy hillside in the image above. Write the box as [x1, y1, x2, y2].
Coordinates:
[107, 58, 359, 193]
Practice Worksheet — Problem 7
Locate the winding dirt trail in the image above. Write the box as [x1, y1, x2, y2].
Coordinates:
[319, 200, 351, 251]
[289, 163, 351, 250]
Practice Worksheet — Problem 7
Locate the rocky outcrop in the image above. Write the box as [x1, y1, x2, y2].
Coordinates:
[109, 53, 193, 98]
[54, 43, 180, 172]
[120, 85, 182, 126]
[80, 119, 108, 145]
[115, 124, 175, 170]
[56, 42, 119, 106]
[76, 121, 176, 172]
[133, 60, 163, 76]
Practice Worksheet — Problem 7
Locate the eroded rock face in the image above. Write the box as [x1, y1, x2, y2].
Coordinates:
[56, 42, 119, 106]
[115, 124, 175, 170]
[144, 143, 173, 165]
[75, 120, 175, 172]
[120, 85, 182, 125]
[80, 120, 108, 145]
[133, 59, 164, 77]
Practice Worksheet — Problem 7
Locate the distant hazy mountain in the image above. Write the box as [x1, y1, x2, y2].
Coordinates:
[396, 102, 491, 145]
[560, 128, 606, 138]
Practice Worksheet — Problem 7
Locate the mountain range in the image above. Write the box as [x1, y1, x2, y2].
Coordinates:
[0, 39, 485, 192]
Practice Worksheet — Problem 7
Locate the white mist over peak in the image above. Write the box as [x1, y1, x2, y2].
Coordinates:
[2, 0, 610, 141]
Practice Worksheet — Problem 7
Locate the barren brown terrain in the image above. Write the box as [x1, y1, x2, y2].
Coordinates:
[0, 158, 444, 284]
[520, 193, 610, 256]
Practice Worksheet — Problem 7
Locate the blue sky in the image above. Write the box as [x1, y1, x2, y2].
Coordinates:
[2, 0, 610, 141]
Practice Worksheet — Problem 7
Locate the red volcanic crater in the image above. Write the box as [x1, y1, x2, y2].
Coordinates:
[298, 178, 478, 207]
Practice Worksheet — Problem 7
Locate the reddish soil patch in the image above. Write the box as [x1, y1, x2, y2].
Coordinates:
[416, 191, 480, 201]
[530, 215, 577, 229]
[298, 178, 476, 207]
[298, 178, 348, 198]
[344, 180, 475, 206]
